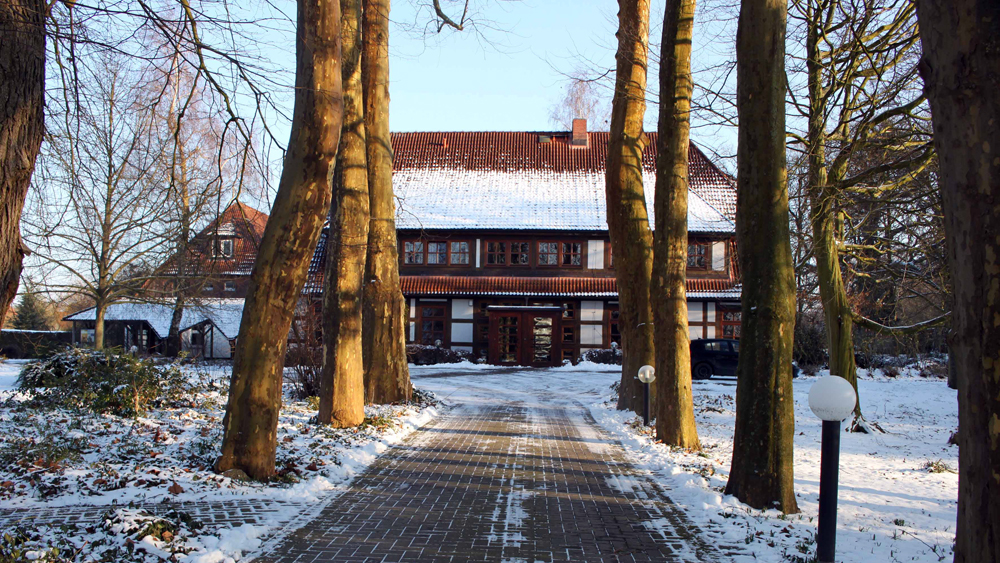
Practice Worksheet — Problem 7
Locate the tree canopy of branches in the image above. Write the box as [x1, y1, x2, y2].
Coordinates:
[2, 0, 285, 324]
[788, 0, 940, 426]
[26, 54, 171, 350]
[549, 71, 611, 132]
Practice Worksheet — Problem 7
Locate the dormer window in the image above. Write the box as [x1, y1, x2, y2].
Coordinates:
[213, 238, 234, 259]
[687, 243, 708, 269]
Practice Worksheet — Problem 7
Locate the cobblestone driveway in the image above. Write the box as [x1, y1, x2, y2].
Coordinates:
[255, 398, 722, 563]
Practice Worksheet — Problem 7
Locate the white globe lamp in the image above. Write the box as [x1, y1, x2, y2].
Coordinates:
[637, 365, 655, 384]
[808, 375, 857, 422]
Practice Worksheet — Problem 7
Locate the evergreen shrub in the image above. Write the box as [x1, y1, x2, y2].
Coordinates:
[405, 344, 474, 365]
[17, 348, 192, 417]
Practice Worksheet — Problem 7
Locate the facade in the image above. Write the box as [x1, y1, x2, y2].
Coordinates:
[65, 120, 742, 366]
[305, 121, 742, 366]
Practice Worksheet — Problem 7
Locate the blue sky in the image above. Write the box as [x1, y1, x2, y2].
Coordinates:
[381, 0, 740, 167]
[387, 0, 620, 132]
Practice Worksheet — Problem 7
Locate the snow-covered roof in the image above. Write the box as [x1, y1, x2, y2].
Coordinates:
[388, 131, 737, 233]
[393, 169, 734, 233]
[63, 299, 245, 339]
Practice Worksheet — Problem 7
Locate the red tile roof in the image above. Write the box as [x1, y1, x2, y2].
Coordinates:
[156, 201, 269, 278]
[396, 276, 740, 299]
[391, 131, 736, 220]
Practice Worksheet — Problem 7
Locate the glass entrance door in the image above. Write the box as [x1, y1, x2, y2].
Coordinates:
[495, 314, 520, 365]
[488, 308, 561, 366]
[528, 315, 555, 366]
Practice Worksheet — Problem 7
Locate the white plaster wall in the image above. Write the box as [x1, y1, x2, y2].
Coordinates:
[580, 301, 604, 322]
[690, 326, 703, 340]
[581, 324, 603, 346]
[712, 242, 727, 271]
[211, 327, 231, 359]
[688, 302, 703, 323]
[706, 325, 716, 338]
[452, 299, 475, 320]
[451, 323, 474, 343]
[587, 240, 604, 270]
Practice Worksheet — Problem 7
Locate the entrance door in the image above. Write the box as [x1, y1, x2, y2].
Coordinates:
[526, 314, 556, 366]
[494, 314, 521, 365]
[488, 307, 561, 366]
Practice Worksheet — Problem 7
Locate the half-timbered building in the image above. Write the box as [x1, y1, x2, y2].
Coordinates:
[305, 120, 742, 366]
[66, 120, 742, 365]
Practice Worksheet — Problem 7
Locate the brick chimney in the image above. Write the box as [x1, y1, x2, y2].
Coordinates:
[570, 118, 588, 148]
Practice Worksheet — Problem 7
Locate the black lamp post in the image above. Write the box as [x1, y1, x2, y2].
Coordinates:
[637, 365, 655, 426]
[808, 375, 857, 563]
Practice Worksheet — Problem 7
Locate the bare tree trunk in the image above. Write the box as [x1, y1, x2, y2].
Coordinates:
[216, 0, 344, 481]
[914, 2, 1000, 560]
[317, 0, 369, 427]
[724, 0, 799, 514]
[652, 0, 700, 449]
[0, 0, 45, 316]
[804, 5, 859, 417]
[607, 0, 655, 414]
[361, 0, 410, 405]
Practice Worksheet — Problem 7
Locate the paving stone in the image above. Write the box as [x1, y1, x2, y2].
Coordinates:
[254, 401, 722, 563]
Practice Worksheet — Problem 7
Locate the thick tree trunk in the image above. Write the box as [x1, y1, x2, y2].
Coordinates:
[652, 0, 700, 449]
[724, 0, 798, 514]
[914, 2, 1000, 561]
[607, 0, 655, 414]
[0, 0, 45, 317]
[805, 13, 859, 416]
[361, 0, 411, 405]
[317, 0, 369, 427]
[216, 0, 343, 481]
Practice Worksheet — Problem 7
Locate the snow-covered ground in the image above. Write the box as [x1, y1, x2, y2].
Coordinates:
[411, 361, 958, 563]
[0, 359, 27, 392]
[0, 359, 438, 562]
[0, 357, 957, 562]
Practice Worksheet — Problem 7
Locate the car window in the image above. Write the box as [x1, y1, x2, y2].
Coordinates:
[731, 341, 739, 353]
[704, 341, 723, 352]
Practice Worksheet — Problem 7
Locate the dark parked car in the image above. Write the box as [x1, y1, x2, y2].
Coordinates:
[691, 339, 740, 379]
[690, 338, 799, 379]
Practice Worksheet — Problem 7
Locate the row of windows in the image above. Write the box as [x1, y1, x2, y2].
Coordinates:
[403, 240, 720, 269]
[203, 280, 237, 292]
